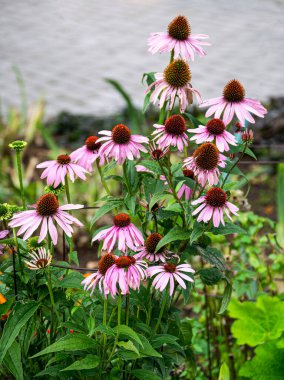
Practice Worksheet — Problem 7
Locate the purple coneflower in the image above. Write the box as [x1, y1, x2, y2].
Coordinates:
[105, 255, 147, 296]
[9, 194, 83, 245]
[37, 154, 88, 188]
[192, 187, 239, 227]
[201, 80, 267, 125]
[188, 118, 237, 152]
[183, 142, 226, 187]
[148, 15, 210, 61]
[148, 262, 194, 295]
[146, 59, 201, 113]
[97, 124, 148, 165]
[152, 115, 189, 152]
[92, 213, 144, 253]
[82, 253, 116, 297]
[24, 247, 52, 270]
[70, 136, 102, 172]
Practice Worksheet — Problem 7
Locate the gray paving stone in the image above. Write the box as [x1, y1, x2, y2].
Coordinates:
[0, 0, 284, 119]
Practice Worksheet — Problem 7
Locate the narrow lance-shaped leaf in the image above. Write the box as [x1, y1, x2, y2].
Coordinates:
[0, 301, 40, 363]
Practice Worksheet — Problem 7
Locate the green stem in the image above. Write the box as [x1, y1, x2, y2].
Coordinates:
[125, 294, 130, 326]
[108, 293, 122, 362]
[64, 177, 73, 254]
[13, 228, 24, 275]
[221, 143, 248, 187]
[65, 175, 71, 204]
[123, 162, 131, 195]
[16, 150, 26, 209]
[154, 286, 169, 334]
[46, 268, 61, 333]
[96, 159, 111, 196]
[157, 158, 186, 227]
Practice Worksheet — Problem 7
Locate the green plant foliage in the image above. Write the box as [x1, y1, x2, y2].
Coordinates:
[240, 341, 284, 380]
[0, 301, 39, 363]
[31, 334, 97, 358]
[228, 295, 284, 346]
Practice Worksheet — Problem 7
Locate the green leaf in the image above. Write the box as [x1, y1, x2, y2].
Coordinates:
[143, 92, 152, 114]
[137, 334, 162, 358]
[94, 324, 115, 336]
[197, 246, 226, 271]
[218, 282, 232, 314]
[0, 301, 39, 363]
[240, 340, 284, 380]
[69, 251, 79, 266]
[3, 341, 23, 380]
[113, 325, 143, 347]
[180, 318, 193, 346]
[90, 199, 123, 226]
[151, 334, 179, 349]
[140, 160, 162, 175]
[228, 295, 284, 346]
[55, 271, 84, 288]
[124, 194, 137, 215]
[118, 341, 139, 355]
[210, 222, 247, 235]
[155, 226, 189, 252]
[200, 267, 223, 285]
[31, 334, 97, 358]
[190, 223, 205, 244]
[61, 354, 99, 371]
[218, 362, 230, 380]
[132, 369, 162, 380]
[34, 364, 66, 378]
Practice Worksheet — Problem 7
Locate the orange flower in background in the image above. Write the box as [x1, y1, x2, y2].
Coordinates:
[0, 293, 7, 304]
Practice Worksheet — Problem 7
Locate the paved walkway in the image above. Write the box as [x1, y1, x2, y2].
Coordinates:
[0, 0, 283, 118]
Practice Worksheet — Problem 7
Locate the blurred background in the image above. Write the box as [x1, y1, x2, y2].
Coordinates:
[0, 0, 283, 116]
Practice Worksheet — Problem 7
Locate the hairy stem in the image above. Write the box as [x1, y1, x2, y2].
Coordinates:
[16, 150, 26, 209]
[96, 159, 111, 196]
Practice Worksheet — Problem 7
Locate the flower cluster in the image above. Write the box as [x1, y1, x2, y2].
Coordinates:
[4, 14, 266, 309]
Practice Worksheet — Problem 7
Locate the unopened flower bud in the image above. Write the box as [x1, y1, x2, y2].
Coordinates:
[8, 140, 27, 151]
[241, 129, 254, 144]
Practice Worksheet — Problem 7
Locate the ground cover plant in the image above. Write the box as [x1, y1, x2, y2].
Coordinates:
[1, 14, 283, 380]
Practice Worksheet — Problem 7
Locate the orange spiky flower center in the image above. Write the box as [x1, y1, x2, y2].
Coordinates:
[168, 15, 190, 40]
[98, 253, 116, 275]
[164, 59, 191, 88]
[85, 136, 101, 151]
[206, 119, 226, 135]
[115, 256, 135, 268]
[164, 263, 176, 273]
[193, 142, 219, 171]
[113, 213, 131, 228]
[112, 124, 131, 144]
[57, 154, 71, 165]
[165, 115, 186, 136]
[223, 79, 245, 102]
[205, 187, 227, 207]
[145, 233, 163, 254]
[36, 194, 59, 216]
